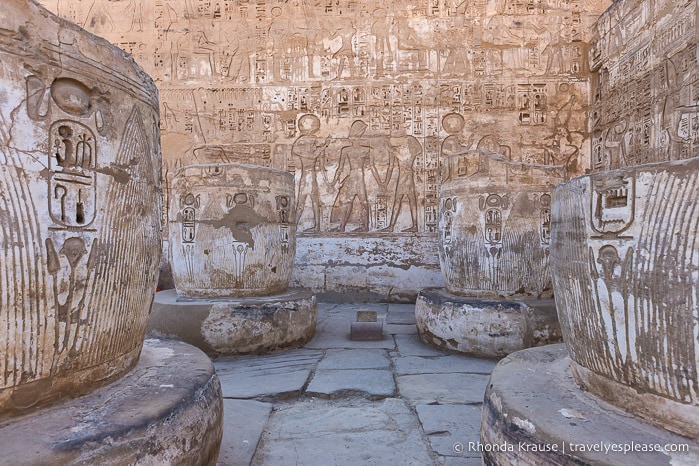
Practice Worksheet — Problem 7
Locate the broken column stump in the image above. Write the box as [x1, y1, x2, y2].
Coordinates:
[0, 1, 222, 463]
[416, 154, 563, 358]
[150, 162, 317, 355]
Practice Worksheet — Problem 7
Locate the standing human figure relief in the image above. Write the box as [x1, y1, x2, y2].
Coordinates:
[293, 114, 330, 232]
[330, 120, 371, 232]
[375, 135, 422, 233]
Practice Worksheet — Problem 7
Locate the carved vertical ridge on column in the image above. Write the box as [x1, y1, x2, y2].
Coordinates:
[0, 144, 48, 388]
[78, 106, 157, 369]
[635, 168, 699, 403]
[551, 179, 609, 376]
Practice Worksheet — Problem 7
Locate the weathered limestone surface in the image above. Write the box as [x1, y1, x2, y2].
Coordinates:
[0, 339, 223, 466]
[169, 162, 295, 297]
[41, 0, 611, 298]
[0, 0, 161, 416]
[590, 0, 699, 170]
[482, 3, 699, 463]
[150, 288, 317, 355]
[156, 163, 316, 355]
[481, 345, 699, 466]
[416, 288, 560, 358]
[293, 234, 443, 302]
[417, 153, 564, 357]
[551, 157, 699, 439]
[439, 154, 562, 298]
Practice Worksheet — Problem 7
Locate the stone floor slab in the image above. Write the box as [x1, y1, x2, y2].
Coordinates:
[397, 373, 490, 404]
[317, 349, 391, 370]
[393, 355, 498, 375]
[394, 334, 448, 357]
[416, 404, 483, 459]
[385, 323, 418, 335]
[304, 331, 396, 349]
[441, 456, 484, 465]
[386, 304, 418, 324]
[214, 349, 322, 399]
[252, 399, 434, 466]
[218, 370, 311, 400]
[218, 399, 272, 466]
[307, 369, 396, 398]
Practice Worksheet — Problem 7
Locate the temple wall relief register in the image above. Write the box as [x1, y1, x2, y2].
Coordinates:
[41, 0, 610, 300]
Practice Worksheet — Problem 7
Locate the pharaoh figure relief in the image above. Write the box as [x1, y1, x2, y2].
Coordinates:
[41, 0, 612, 237]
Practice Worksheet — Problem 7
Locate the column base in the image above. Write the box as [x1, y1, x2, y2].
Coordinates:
[150, 288, 318, 355]
[0, 339, 223, 465]
[415, 287, 560, 357]
[481, 344, 699, 465]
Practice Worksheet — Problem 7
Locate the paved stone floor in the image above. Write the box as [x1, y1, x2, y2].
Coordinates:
[214, 302, 497, 465]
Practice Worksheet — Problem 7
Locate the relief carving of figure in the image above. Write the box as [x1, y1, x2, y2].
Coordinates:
[330, 19, 358, 79]
[371, 8, 393, 77]
[377, 136, 422, 233]
[604, 120, 629, 170]
[293, 114, 330, 232]
[543, 22, 567, 74]
[268, 6, 294, 82]
[440, 113, 475, 181]
[394, 12, 428, 71]
[331, 120, 371, 232]
[545, 89, 585, 175]
[301, 0, 323, 78]
[440, 25, 472, 77]
[219, 24, 252, 81]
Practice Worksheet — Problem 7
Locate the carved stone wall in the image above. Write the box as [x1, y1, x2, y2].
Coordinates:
[549, 0, 699, 440]
[42, 0, 611, 298]
[0, 0, 161, 416]
[590, 0, 699, 170]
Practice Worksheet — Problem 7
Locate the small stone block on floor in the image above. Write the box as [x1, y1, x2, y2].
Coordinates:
[351, 321, 383, 341]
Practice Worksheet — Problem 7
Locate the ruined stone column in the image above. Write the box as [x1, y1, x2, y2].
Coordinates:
[150, 162, 317, 355]
[415, 152, 563, 357]
[0, 0, 222, 463]
[552, 158, 699, 437]
[480, 157, 699, 466]
[481, 2, 699, 463]
[170, 163, 296, 297]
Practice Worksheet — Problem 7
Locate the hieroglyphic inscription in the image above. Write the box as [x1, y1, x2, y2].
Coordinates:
[49, 121, 97, 227]
[169, 164, 296, 297]
[590, 0, 699, 169]
[1, 0, 161, 415]
[41, 0, 612, 237]
[551, 158, 699, 422]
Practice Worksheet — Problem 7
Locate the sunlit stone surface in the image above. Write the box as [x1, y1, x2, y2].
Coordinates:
[438, 153, 562, 299]
[40, 0, 610, 299]
[0, 0, 161, 416]
[154, 162, 317, 355]
[484, 2, 699, 463]
[169, 163, 296, 298]
[0, 2, 222, 465]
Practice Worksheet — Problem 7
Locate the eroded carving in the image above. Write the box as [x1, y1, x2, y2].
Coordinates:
[1, 0, 161, 416]
[169, 163, 296, 298]
[439, 152, 563, 298]
[40, 0, 611, 240]
[551, 157, 699, 438]
[590, 0, 699, 169]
